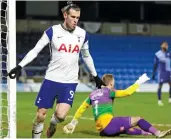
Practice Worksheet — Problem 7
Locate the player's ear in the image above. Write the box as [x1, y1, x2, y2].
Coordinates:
[63, 12, 68, 19]
[110, 82, 112, 87]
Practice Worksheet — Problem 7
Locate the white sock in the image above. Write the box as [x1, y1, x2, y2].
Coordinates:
[158, 100, 162, 103]
[50, 114, 60, 125]
[32, 122, 44, 139]
[155, 131, 161, 137]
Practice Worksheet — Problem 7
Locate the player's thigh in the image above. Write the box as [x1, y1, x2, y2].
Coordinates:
[100, 118, 120, 136]
[35, 79, 59, 109]
[100, 117, 132, 136]
[55, 103, 71, 119]
[56, 83, 78, 107]
[159, 72, 170, 85]
[114, 117, 133, 131]
[130, 116, 142, 126]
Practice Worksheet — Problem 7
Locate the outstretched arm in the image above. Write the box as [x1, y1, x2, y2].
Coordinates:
[19, 28, 52, 67]
[8, 27, 52, 79]
[113, 73, 150, 98]
[63, 97, 91, 134]
[114, 84, 140, 97]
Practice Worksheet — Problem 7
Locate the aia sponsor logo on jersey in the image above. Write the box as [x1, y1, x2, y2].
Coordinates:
[58, 43, 80, 53]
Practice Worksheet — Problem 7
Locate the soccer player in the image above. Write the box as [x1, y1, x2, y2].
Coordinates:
[8, 1, 104, 138]
[63, 74, 171, 138]
[152, 41, 171, 106]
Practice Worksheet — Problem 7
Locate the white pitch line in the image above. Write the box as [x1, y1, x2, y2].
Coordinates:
[67, 115, 94, 120]
[66, 115, 171, 127]
[28, 113, 171, 127]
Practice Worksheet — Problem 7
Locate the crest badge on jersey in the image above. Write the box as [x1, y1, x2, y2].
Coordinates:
[77, 37, 80, 42]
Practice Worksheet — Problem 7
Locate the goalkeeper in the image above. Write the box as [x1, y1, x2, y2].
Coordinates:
[63, 73, 171, 138]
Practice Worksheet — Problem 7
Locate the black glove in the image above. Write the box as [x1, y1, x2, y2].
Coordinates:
[93, 75, 105, 89]
[7, 65, 22, 79]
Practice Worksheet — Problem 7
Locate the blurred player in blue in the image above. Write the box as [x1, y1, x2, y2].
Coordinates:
[8, 1, 104, 138]
[152, 41, 171, 106]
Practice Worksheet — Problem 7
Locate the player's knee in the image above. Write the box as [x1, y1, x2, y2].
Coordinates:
[136, 116, 143, 122]
[37, 112, 46, 121]
[36, 109, 47, 122]
[55, 112, 66, 122]
[131, 116, 142, 126]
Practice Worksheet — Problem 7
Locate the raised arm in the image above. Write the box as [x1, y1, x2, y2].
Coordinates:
[113, 73, 150, 98]
[114, 84, 140, 98]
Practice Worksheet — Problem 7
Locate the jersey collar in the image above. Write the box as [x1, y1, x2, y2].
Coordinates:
[61, 24, 74, 33]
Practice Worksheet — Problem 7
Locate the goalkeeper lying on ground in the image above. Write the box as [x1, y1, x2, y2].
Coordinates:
[63, 73, 171, 138]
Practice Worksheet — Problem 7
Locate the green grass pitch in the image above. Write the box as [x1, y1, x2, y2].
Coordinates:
[17, 92, 171, 138]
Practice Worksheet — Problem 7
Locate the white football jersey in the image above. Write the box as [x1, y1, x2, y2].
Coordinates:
[45, 25, 88, 83]
[19, 24, 97, 83]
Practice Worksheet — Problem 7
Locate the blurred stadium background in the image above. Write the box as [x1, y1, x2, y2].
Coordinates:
[14, 1, 171, 92]
[3, 1, 171, 138]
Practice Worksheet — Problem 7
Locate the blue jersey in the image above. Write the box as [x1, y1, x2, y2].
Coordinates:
[154, 50, 171, 73]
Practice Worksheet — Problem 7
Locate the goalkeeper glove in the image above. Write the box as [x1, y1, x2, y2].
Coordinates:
[135, 73, 150, 85]
[63, 119, 78, 134]
[93, 75, 105, 89]
[7, 65, 22, 79]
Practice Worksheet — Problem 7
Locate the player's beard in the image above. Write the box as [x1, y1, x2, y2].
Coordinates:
[66, 23, 75, 32]
[162, 47, 168, 52]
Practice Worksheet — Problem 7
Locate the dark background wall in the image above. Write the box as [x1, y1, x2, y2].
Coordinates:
[16, 1, 171, 24]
